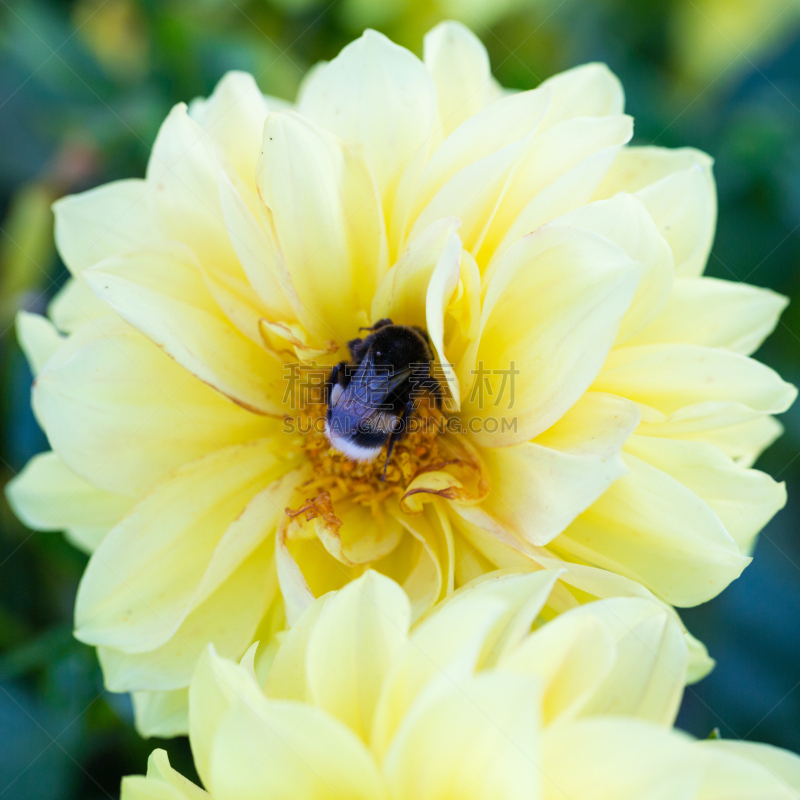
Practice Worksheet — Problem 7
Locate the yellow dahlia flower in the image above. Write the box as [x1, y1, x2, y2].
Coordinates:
[6, 22, 794, 731]
[123, 571, 800, 800]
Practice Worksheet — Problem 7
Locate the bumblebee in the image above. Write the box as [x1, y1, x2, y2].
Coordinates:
[324, 319, 442, 477]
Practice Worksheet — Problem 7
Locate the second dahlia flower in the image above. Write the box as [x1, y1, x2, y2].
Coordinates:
[123, 571, 800, 800]
[7, 22, 794, 732]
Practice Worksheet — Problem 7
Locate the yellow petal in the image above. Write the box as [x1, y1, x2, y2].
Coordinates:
[34, 316, 272, 497]
[371, 217, 462, 404]
[625, 434, 786, 555]
[627, 276, 788, 355]
[698, 740, 800, 798]
[148, 102, 284, 338]
[463, 224, 640, 446]
[132, 690, 189, 738]
[681, 413, 784, 468]
[145, 104, 238, 272]
[83, 244, 286, 415]
[423, 21, 495, 135]
[187, 71, 268, 200]
[217, 170, 296, 321]
[401, 87, 551, 250]
[542, 719, 698, 800]
[48, 276, 113, 333]
[635, 400, 783, 465]
[371, 592, 508, 758]
[568, 597, 687, 724]
[257, 112, 387, 343]
[500, 603, 616, 725]
[479, 116, 634, 266]
[121, 750, 207, 800]
[550, 453, 749, 606]
[53, 178, 162, 274]
[15, 311, 61, 374]
[389, 505, 449, 618]
[75, 440, 298, 652]
[596, 146, 716, 277]
[435, 569, 564, 669]
[594, 344, 797, 416]
[407, 126, 539, 255]
[501, 597, 687, 726]
[477, 392, 640, 546]
[383, 672, 541, 800]
[537, 62, 625, 129]
[298, 29, 437, 225]
[191, 646, 386, 800]
[542, 193, 674, 343]
[96, 538, 275, 691]
[532, 555, 715, 684]
[305, 571, 411, 741]
[264, 593, 330, 701]
[5, 451, 132, 553]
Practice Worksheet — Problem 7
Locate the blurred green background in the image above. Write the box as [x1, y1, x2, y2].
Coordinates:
[3, 0, 800, 796]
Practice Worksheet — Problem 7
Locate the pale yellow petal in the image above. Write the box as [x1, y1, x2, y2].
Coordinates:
[639, 161, 716, 277]
[191, 646, 386, 800]
[83, 244, 286, 415]
[500, 604, 616, 725]
[16, 311, 62, 375]
[132, 690, 189, 738]
[5, 451, 133, 553]
[121, 750, 207, 800]
[550, 453, 749, 606]
[187, 71, 268, 198]
[53, 178, 162, 274]
[34, 315, 272, 497]
[383, 672, 541, 800]
[531, 555, 715, 684]
[400, 87, 551, 249]
[479, 116, 634, 266]
[217, 170, 296, 321]
[569, 597, 687, 724]
[434, 569, 564, 669]
[75, 440, 298, 652]
[542, 193, 674, 343]
[389, 505, 449, 618]
[537, 62, 625, 128]
[257, 111, 387, 343]
[627, 276, 788, 355]
[625, 434, 786, 555]
[542, 719, 698, 800]
[145, 104, 238, 272]
[423, 21, 495, 135]
[305, 571, 411, 741]
[48, 276, 113, 333]
[594, 343, 797, 416]
[477, 392, 640, 546]
[372, 218, 463, 404]
[96, 539, 275, 691]
[462, 225, 640, 445]
[596, 146, 716, 277]
[264, 594, 329, 701]
[698, 740, 800, 798]
[147, 101, 283, 338]
[635, 400, 782, 463]
[407, 126, 539, 256]
[371, 593, 507, 758]
[298, 29, 437, 224]
[372, 218, 459, 328]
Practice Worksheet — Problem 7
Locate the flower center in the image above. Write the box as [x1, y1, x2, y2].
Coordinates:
[301, 401, 449, 507]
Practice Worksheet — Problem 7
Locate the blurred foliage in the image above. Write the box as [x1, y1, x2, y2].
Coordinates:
[2, 0, 800, 798]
